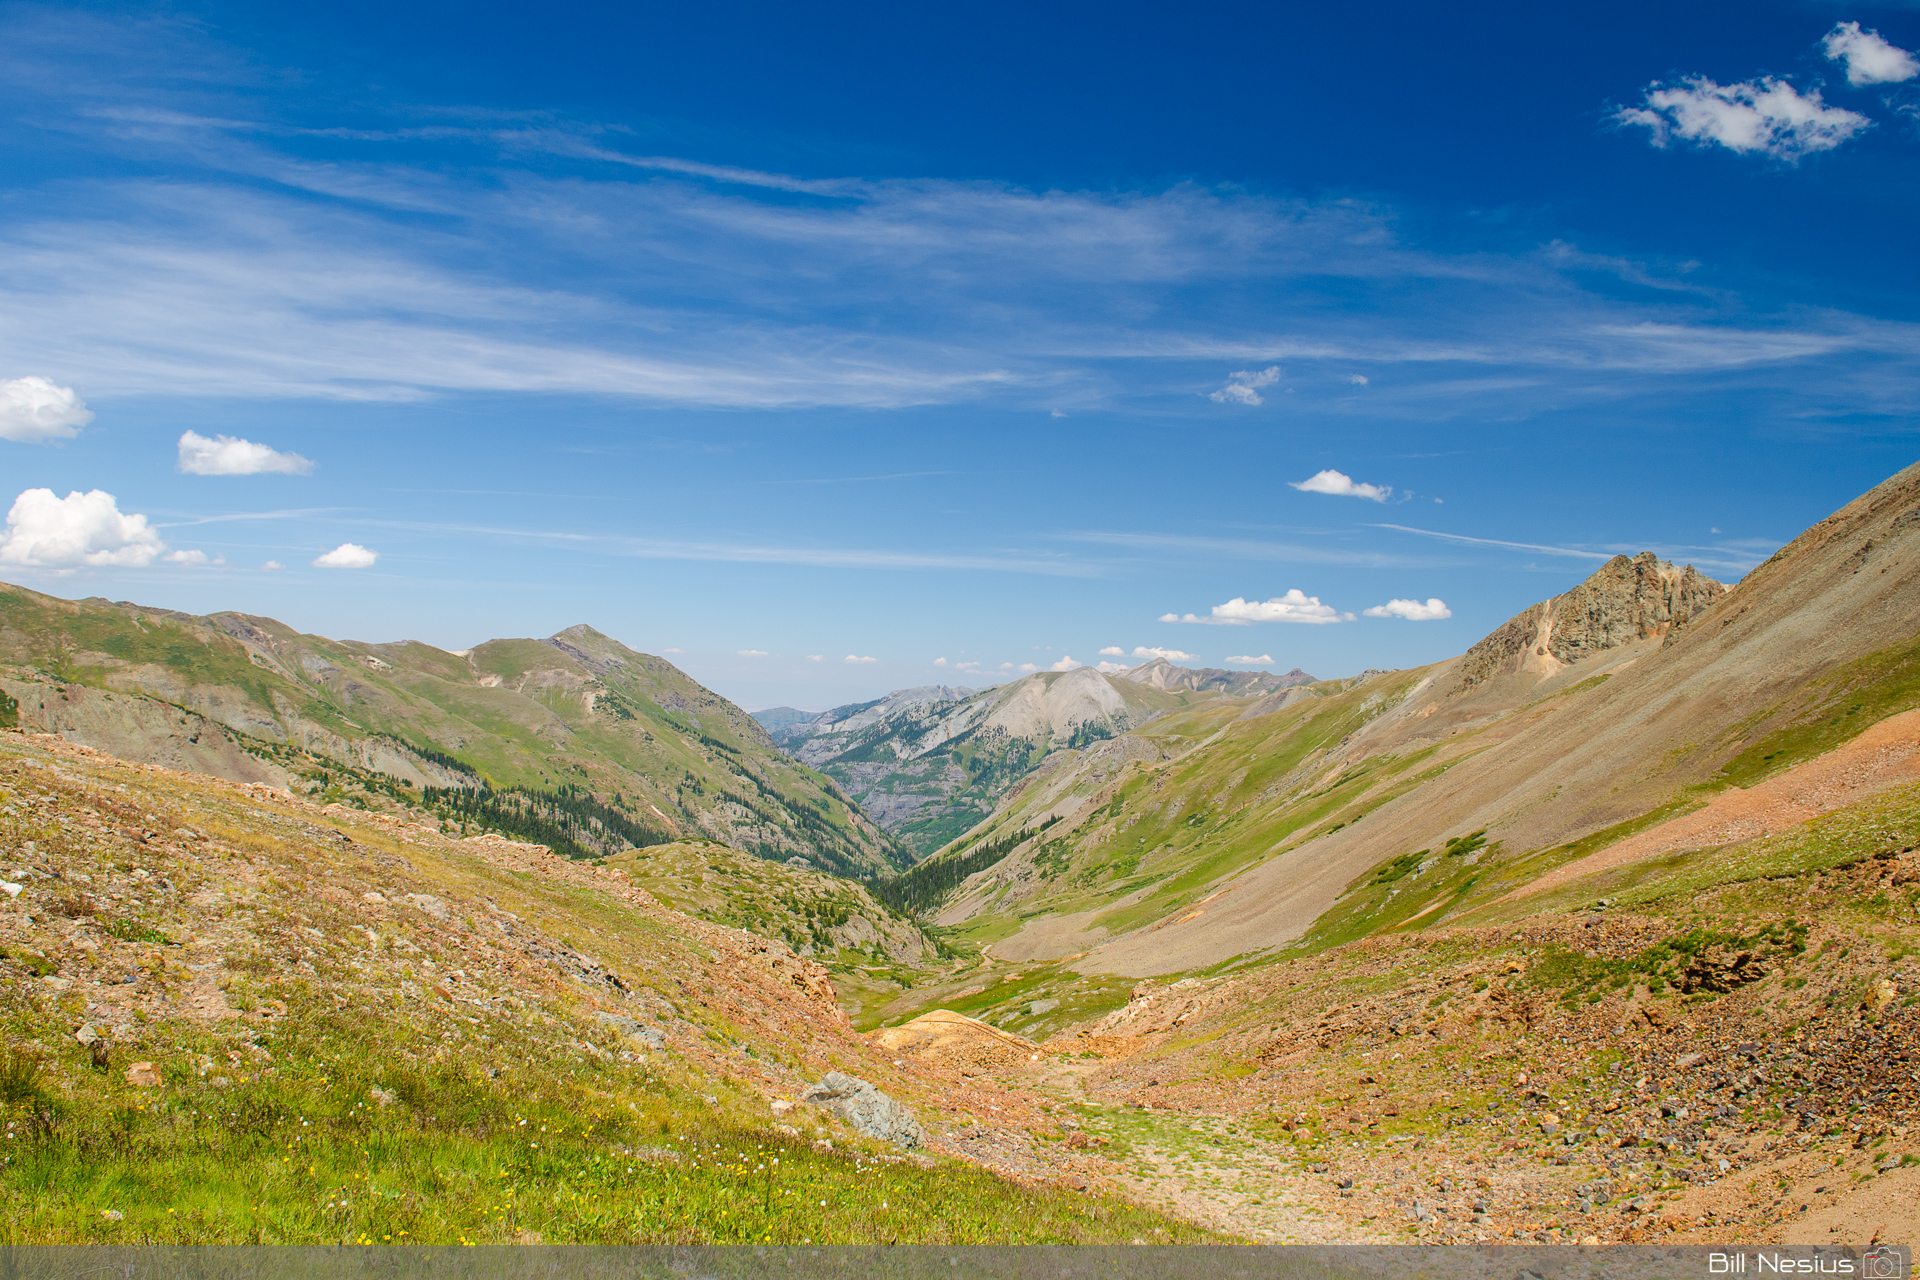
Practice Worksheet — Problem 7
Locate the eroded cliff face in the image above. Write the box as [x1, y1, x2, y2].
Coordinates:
[1453, 552, 1726, 690]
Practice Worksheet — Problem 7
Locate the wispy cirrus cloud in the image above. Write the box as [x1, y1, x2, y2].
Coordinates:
[1061, 529, 1425, 568]
[370, 519, 1104, 576]
[1372, 524, 1779, 577]
[0, 10, 1908, 427]
[1370, 523, 1615, 561]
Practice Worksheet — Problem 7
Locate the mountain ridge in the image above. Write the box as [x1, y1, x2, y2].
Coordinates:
[0, 585, 901, 877]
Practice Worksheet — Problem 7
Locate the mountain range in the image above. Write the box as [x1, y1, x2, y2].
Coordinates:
[756, 660, 1316, 859]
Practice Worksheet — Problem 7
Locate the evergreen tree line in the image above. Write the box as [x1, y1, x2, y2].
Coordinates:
[422, 784, 671, 860]
[875, 815, 1061, 915]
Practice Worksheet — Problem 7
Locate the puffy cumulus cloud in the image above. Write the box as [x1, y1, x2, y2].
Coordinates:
[1290, 469, 1391, 501]
[1824, 22, 1919, 87]
[1363, 597, 1453, 621]
[1132, 646, 1198, 661]
[1098, 646, 1126, 656]
[1208, 366, 1281, 406]
[738, 649, 769, 657]
[177, 430, 314, 476]
[844, 654, 877, 664]
[1162, 589, 1350, 626]
[1615, 76, 1870, 160]
[1017, 662, 1039, 673]
[1050, 655, 1083, 671]
[1226, 654, 1275, 665]
[0, 377, 93, 444]
[805, 654, 823, 661]
[1347, 374, 1370, 385]
[312, 542, 377, 569]
[933, 657, 949, 667]
[262, 559, 286, 570]
[0, 488, 181, 569]
[1095, 660, 1130, 674]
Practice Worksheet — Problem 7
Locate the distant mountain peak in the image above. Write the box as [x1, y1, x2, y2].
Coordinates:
[1118, 657, 1315, 695]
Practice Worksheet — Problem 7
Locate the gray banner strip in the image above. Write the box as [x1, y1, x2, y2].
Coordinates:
[0, 1245, 1906, 1280]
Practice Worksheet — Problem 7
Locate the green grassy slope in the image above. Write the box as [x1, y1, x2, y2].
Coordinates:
[0, 734, 1207, 1245]
[0, 584, 900, 877]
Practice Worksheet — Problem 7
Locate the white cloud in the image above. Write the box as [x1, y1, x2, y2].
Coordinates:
[176, 430, 314, 476]
[1363, 597, 1453, 621]
[844, 654, 877, 664]
[312, 542, 377, 569]
[933, 657, 949, 667]
[1050, 655, 1083, 671]
[806, 654, 823, 661]
[0, 377, 93, 443]
[1347, 374, 1369, 385]
[738, 649, 769, 657]
[1098, 645, 1125, 656]
[261, 559, 285, 570]
[1162, 589, 1350, 626]
[1095, 660, 1129, 674]
[1208, 366, 1281, 405]
[1615, 76, 1870, 160]
[664, 647, 684, 653]
[0, 488, 172, 568]
[1131, 645, 1199, 661]
[1290, 469, 1391, 501]
[1017, 662, 1038, 673]
[1226, 654, 1274, 665]
[1824, 22, 1919, 87]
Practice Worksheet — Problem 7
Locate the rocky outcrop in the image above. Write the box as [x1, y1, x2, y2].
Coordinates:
[801, 1071, 925, 1148]
[1453, 552, 1725, 691]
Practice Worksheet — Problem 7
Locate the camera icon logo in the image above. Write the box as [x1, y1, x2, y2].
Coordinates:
[1865, 1245, 1910, 1280]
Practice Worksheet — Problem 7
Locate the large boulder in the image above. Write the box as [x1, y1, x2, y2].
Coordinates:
[800, 1071, 924, 1149]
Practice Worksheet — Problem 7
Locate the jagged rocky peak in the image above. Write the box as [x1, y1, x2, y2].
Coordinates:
[1455, 551, 1726, 691]
[1119, 658, 1316, 694]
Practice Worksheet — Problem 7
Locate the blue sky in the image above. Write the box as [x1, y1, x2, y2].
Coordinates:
[0, 0, 1916, 711]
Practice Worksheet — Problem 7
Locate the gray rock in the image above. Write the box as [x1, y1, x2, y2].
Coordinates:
[594, 1011, 666, 1050]
[1027, 999, 1058, 1017]
[801, 1071, 924, 1149]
